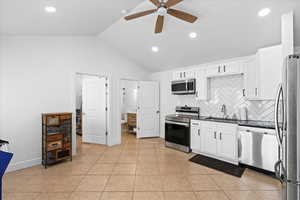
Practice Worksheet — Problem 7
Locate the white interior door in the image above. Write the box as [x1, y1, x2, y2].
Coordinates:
[82, 76, 107, 144]
[137, 81, 159, 138]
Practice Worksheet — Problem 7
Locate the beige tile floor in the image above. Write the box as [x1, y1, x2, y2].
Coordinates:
[3, 132, 283, 200]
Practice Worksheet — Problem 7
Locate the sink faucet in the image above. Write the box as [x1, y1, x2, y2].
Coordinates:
[221, 104, 227, 118]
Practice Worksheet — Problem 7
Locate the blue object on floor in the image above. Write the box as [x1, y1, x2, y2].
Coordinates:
[0, 151, 13, 200]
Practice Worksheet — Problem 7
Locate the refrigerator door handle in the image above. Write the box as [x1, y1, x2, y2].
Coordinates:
[275, 83, 283, 148]
[274, 160, 284, 183]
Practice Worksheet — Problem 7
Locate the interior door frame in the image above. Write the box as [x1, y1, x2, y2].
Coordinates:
[136, 81, 160, 139]
[72, 72, 111, 155]
[119, 78, 139, 141]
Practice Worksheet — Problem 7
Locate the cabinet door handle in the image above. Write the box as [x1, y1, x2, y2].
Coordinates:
[255, 88, 258, 96]
[218, 66, 220, 73]
[242, 89, 245, 97]
[220, 132, 222, 140]
[183, 72, 186, 78]
[198, 129, 200, 136]
[180, 72, 182, 78]
[214, 132, 217, 139]
[223, 65, 226, 72]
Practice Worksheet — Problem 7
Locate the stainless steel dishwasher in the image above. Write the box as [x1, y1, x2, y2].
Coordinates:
[238, 126, 278, 172]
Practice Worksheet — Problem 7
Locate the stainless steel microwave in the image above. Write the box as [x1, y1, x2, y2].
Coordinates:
[171, 79, 196, 95]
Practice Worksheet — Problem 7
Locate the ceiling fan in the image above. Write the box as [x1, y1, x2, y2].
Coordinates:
[124, 0, 198, 34]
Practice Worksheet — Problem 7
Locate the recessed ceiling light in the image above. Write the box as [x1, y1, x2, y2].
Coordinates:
[189, 32, 197, 39]
[258, 8, 271, 17]
[151, 46, 159, 52]
[45, 6, 56, 13]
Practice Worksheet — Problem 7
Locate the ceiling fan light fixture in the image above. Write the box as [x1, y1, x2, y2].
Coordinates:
[157, 7, 167, 16]
[189, 32, 197, 39]
[124, 0, 198, 33]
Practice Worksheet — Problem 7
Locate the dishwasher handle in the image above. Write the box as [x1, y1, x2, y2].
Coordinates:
[241, 129, 274, 136]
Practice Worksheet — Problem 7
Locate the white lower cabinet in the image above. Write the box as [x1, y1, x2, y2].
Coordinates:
[216, 123, 237, 161]
[202, 123, 217, 155]
[190, 120, 202, 152]
[191, 120, 238, 164]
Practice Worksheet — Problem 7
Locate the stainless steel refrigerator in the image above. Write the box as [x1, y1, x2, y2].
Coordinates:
[275, 54, 300, 200]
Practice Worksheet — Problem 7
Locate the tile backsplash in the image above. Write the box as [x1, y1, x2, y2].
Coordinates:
[178, 74, 275, 122]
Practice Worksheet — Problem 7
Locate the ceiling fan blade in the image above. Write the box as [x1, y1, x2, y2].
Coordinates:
[155, 15, 164, 33]
[165, 0, 183, 7]
[149, 0, 161, 7]
[167, 9, 198, 23]
[124, 9, 157, 20]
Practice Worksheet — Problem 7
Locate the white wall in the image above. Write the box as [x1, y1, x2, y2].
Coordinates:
[0, 36, 150, 171]
[0, 39, 4, 141]
[75, 75, 83, 110]
[150, 71, 178, 138]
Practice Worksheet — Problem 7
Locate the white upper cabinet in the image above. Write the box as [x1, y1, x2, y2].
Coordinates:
[244, 56, 259, 99]
[206, 65, 221, 77]
[173, 69, 195, 80]
[244, 45, 283, 100]
[185, 70, 196, 79]
[195, 68, 208, 100]
[206, 61, 243, 77]
[257, 45, 283, 100]
[223, 61, 243, 74]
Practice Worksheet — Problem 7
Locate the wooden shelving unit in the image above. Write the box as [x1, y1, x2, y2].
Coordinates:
[42, 113, 72, 168]
[76, 109, 82, 136]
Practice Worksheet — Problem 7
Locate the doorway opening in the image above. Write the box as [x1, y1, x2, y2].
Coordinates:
[120, 79, 160, 144]
[120, 79, 138, 143]
[75, 73, 109, 151]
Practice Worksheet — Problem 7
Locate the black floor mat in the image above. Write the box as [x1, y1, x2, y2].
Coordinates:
[189, 154, 246, 177]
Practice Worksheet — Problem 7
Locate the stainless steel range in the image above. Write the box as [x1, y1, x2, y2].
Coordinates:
[165, 106, 200, 152]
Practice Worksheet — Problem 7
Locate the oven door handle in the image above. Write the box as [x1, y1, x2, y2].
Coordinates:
[165, 120, 189, 127]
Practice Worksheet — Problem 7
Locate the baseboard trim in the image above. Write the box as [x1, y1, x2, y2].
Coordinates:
[6, 157, 41, 172]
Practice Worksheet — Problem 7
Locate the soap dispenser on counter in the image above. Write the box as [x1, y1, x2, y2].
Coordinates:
[239, 106, 248, 121]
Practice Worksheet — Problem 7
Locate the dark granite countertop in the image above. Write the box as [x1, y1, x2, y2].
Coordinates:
[193, 116, 276, 129]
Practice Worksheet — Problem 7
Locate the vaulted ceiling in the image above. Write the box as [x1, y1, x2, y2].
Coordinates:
[1, 0, 299, 72]
[99, 0, 300, 71]
[0, 0, 141, 35]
